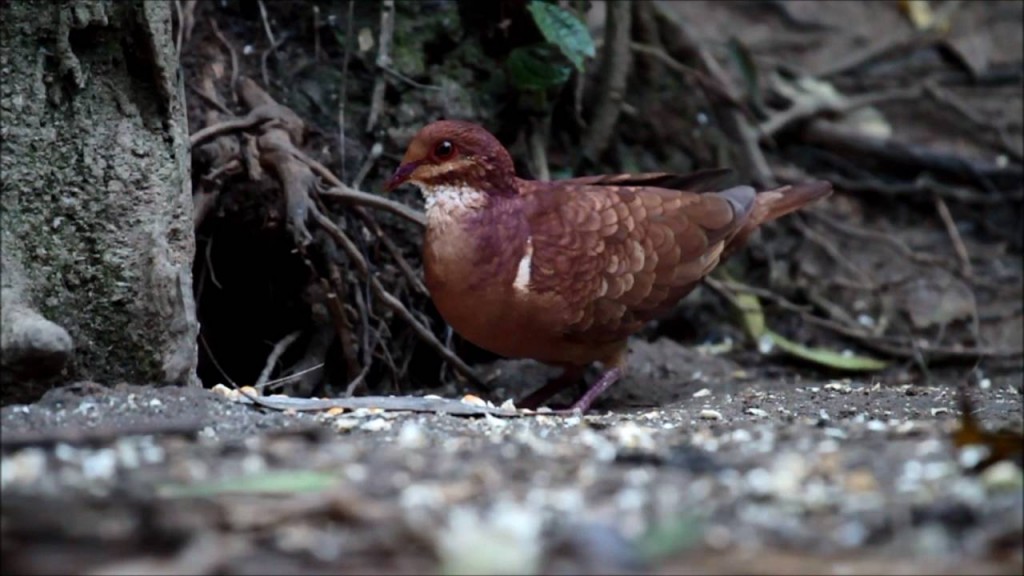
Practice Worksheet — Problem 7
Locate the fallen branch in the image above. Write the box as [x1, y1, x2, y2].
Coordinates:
[802, 119, 1023, 191]
[236, 391, 519, 417]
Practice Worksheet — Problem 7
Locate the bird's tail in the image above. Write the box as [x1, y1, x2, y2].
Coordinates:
[723, 180, 832, 258]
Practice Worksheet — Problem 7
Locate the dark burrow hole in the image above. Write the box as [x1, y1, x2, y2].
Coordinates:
[192, 182, 507, 397]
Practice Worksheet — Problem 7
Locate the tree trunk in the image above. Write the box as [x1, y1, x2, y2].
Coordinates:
[1, 0, 197, 402]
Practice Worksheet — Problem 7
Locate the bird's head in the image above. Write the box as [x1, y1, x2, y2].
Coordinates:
[385, 121, 518, 213]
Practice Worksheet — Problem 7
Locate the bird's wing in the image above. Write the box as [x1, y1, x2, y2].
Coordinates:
[555, 168, 733, 192]
[523, 183, 755, 344]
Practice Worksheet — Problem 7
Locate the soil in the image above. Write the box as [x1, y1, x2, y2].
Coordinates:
[2, 1, 1022, 575]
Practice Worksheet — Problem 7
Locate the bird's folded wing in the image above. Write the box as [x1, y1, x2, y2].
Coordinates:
[525, 184, 751, 343]
[553, 167, 733, 192]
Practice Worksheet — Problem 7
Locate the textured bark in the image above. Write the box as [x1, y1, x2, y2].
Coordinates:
[1, 0, 197, 402]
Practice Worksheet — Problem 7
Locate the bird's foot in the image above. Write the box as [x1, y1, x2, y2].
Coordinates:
[517, 365, 585, 411]
[565, 367, 624, 414]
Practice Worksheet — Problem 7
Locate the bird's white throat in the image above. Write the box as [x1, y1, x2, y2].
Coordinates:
[415, 183, 488, 225]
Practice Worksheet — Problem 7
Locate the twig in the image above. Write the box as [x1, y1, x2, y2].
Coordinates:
[582, 0, 632, 162]
[200, 332, 238, 387]
[807, 210, 949, 268]
[337, 0, 355, 181]
[353, 142, 383, 189]
[307, 202, 486, 394]
[255, 330, 301, 388]
[380, 65, 443, 90]
[705, 276, 813, 315]
[812, 30, 942, 79]
[204, 236, 223, 290]
[188, 83, 233, 116]
[933, 195, 973, 279]
[366, 0, 395, 132]
[257, 362, 324, 391]
[815, 171, 1022, 205]
[706, 273, 1020, 363]
[209, 19, 238, 100]
[319, 185, 426, 227]
[802, 119, 1022, 191]
[629, 42, 745, 110]
[355, 209, 429, 296]
[759, 87, 921, 138]
[791, 216, 876, 291]
[325, 259, 362, 385]
[923, 81, 1023, 162]
[527, 116, 550, 181]
[174, 0, 183, 57]
[261, 33, 290, 89]
[313, 4, 321, 61]
[189, 111, 274, 148]
[649, 4, 775, 186]
[256, 0, 278, 52]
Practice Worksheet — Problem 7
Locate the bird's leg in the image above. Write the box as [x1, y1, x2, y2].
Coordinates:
[566, 366, 624, 413]
[563, 346, 628, 414]
[517, 364, 586, 410]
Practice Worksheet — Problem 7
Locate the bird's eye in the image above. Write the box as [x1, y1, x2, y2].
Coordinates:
[433, 140, 455, 160]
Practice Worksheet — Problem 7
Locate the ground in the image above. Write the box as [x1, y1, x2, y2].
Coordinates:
[2, 1, 1022, 574]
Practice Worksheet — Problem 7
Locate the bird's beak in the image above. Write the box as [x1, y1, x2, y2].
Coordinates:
[385, 161, 420, 192]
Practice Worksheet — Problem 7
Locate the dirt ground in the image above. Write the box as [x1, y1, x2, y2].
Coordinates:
[2, 1, 1022, 574]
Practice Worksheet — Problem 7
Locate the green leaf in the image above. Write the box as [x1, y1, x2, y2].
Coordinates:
[764, 331, 890, 371]
[726, 277, 888, 372]
[526, 1, 595, 71]
[158, 470, 340, 498]
[507, 44, 573, 92]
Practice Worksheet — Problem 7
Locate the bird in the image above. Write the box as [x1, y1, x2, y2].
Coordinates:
[386, 120, 832, 413]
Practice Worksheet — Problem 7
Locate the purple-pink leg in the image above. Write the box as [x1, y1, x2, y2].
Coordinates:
[517, 365, 585, 410]
[565, 366, 624, 413]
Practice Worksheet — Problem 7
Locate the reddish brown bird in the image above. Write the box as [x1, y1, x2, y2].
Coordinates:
[387, 120, 831, 413]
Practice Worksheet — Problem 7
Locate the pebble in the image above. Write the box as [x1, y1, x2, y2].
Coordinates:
[360, 418, 392, 432]
[929, 407, 949, 416]
[866, 420, 888, 432]
[578, 429, 617, 462]
[438, 500, 543, 576]
[484, 413, 509, 430]
[692, 388, 712, 398]
[981, 460, 1023, 490]
[699, 409, 723, 421]
[333, 418, 361, 431]
[608, 421, 657, 452]
[397, 422, 427, 449]
[844, 469, 879, 493]
[824, 427, 847, 439]
[745, 407, 768, 418]
[730, 429, 752, 443]
[460, 394, 487, 407]
[958, 445, 990, 470]
[81, 449, 118, 481]
[1, 448, 47, 487]
[824, 382, 852, 394]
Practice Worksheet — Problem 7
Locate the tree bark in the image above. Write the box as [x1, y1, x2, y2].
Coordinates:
[1, 0, 197, 402]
